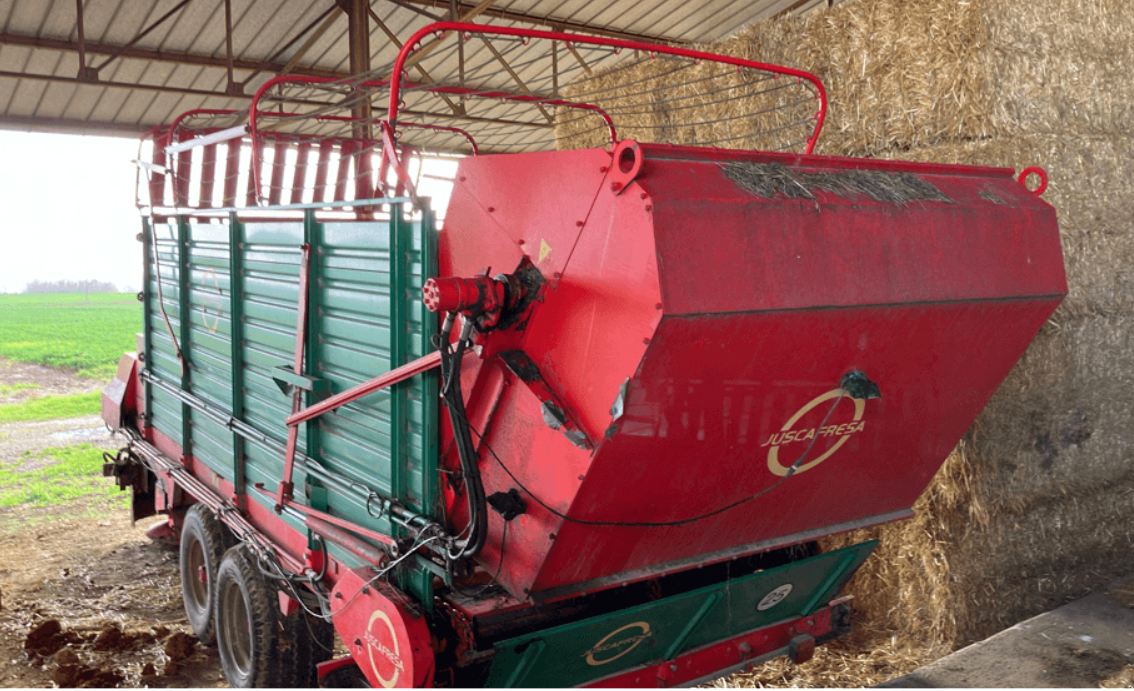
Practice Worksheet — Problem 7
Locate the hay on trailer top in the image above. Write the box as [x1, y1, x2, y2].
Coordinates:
[722, 161, 952, 203]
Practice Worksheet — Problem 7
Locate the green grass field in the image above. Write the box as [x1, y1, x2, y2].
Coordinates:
[0, 293, 141, 378]
[0, 444, 128, 509]
[0, 295, 138, 517]
[0, 392, 103, 423]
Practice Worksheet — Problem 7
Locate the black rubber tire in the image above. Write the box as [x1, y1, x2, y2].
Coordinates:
[318, 662, 370, 688]
[179, 504, 226, 646]
[215, 545, 285, 688]
[285, 610, 337, 688]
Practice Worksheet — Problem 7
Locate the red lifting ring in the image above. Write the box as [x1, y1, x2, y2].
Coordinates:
[1018, 166, 1048, 196]
[608, 139, 643, 195]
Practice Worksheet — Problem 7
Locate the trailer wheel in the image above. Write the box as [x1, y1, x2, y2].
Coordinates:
[318, 661, 369, 688]
[179, 504, 226, 646]
[286, 612, 336, 687]
[215, 545, 283, 688]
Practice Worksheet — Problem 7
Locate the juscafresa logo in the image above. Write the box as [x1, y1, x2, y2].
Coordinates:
[582, 622, 652, 666]
[364, 609, 405, 688]
[764, 389, 867, 476]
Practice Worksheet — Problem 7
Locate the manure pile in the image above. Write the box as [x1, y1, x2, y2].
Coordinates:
[559, 0, 1134, 684]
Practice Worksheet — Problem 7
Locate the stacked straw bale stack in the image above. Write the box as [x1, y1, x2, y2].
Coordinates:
[557, 0, 1134, 666]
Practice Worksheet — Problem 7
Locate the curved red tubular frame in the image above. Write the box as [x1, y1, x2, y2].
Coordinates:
[248, 75, 613, 146]
[388, 21, 828, 155]
[396, 83, 618, 145]
[164, 108, 239, 149]
[149, 106, 479, 208]
[136, 123, 168, 208]
[248, 75, 613, 200]
[399, 121, 479, 155]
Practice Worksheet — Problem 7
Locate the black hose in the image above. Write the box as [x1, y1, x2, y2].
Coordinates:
[439, 318, 488, 560]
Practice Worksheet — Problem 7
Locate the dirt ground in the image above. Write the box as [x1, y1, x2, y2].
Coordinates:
[0, 359, 225, 688]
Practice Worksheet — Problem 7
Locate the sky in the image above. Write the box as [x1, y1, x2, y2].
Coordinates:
[0, 130, 459, 295]
[0, 130, 142, 294]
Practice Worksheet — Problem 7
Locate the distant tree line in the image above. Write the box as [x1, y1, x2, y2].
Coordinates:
[24, 279, 119, 294]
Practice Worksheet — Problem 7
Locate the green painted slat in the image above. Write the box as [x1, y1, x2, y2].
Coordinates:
[144, 207, 439, 609]
[230, 215, 248, 499]
[142, 218, 155, 433]
[177, 218, 193, 459]
[488, 541, 878, 688]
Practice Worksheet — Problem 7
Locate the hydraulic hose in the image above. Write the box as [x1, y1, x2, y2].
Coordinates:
[439, 316, 488, 561]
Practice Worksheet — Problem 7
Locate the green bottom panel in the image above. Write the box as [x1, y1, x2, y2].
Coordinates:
[486, 541, 877, 687]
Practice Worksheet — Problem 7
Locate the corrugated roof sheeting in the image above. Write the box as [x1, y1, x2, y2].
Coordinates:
[0, 0, 848, 139]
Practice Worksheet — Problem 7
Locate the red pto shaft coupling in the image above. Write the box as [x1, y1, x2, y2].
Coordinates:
[423, 273, 528, 331]
[422, 276, 504, 315]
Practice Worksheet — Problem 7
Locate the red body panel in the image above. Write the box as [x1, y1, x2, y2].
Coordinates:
[440, 143, 1066, 600]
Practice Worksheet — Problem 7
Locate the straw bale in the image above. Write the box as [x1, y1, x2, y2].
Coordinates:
[556, 0, 1134, 683]
[964, 311, 1134, 502]
[895, 134, 1134, 320]
[983, 0, 1134, 138]
[798, 133, 1134, 674]
[556, 0, 994, 156]
[555, 58, 680, 151]
[817, 433, 1134, 655]
[722, 0, 992, 157]
[556, 53, 821, 153]
[556, 0, 1134, 154]
[1101, 665, 1134, 689]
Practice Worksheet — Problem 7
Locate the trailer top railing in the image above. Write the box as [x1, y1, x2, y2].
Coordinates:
[136, 22, 827, 216]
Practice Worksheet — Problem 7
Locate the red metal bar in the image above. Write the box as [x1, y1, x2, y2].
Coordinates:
[268, 138, 289, 205]
[199, 143, 217, 208]
[334, 140, 354, 202]
[380, 122, 417, 202]
[400, 122, 479, 155]
[353, 139, 374, 205]
[164, 108, 238, 148]
[277, 244, 312, 508]
[304, 515, 389, 566]
[385, 22, 828, 154]
[314, 139, 334, 202]
[246, 136, 265, 206]
[290, 141, 312, 204]
[396, 143, 417, 198]
[411, 84, 617, 145]
[148, 129, 167, 207]
[249, 73, 614, 148]
[292, 501, 399, 550]
[174, 129, 192, 206]
[156, 106, 459, 210]
[252, 484, 399, 551]
[287, 350, 442, 427]
[223, 138, 241, 207]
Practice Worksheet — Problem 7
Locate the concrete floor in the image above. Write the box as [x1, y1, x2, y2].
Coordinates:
[881, 573, 1134, 687]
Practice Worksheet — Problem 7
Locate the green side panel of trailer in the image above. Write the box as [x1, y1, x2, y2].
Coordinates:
[486, 540, 877, 688]
[142, 205, 439, 607]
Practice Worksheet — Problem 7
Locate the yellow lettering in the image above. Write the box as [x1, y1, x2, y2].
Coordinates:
[802, 428, 816, 441]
